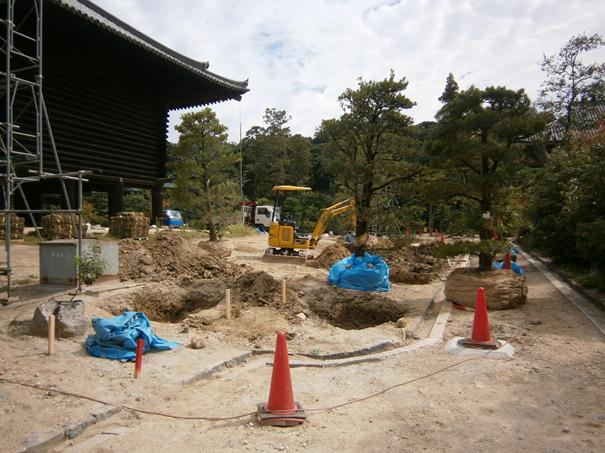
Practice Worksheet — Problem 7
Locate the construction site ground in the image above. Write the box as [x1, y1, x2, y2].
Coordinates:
[0, 232, 604, 452]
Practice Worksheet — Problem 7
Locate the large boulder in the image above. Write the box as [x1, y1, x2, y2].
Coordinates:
[445, 268, 527, 310]
[32, 299, 88, 337]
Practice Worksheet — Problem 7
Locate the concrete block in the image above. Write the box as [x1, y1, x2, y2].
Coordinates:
[445, 336, 515, 359]
[39, 239, 119, 285]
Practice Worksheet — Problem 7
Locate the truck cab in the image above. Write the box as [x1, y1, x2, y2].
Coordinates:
[242, 203, 280, 230]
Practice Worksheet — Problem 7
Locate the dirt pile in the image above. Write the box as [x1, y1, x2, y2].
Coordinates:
[307, 242, 352, 269]
[119, 230, 242, 281]
[230, 271, 280, 307]
[308, 239, 444, 284]
[383, 242, 445, 284]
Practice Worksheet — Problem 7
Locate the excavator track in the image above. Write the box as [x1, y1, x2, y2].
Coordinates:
[262, 248, 308, 265]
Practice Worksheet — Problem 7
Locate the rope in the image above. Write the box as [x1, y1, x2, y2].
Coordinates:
[0, 339, 512, 421]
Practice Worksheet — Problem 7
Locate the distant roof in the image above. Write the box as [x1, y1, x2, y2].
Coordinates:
[532, 103, 605, 143]
[52, 0, 249, 96]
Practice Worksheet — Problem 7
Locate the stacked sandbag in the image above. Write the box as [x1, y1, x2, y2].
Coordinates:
[109, 211, 149, 238]
[42, 213, 85, 239]
[0, 213, 25, 239]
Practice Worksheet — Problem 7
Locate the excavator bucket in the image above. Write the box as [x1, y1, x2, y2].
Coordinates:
[262, 248, 308, 265]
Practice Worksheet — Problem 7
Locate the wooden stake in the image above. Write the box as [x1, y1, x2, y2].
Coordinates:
[225, 288, 232, 321]
[48, 315, 55, 355]
[281, 279, 287, 305]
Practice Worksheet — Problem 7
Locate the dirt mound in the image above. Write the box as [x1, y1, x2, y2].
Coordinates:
[198, 239, 233, 257]
[307, 239, 444, 284]
[102, 279, 226, 322]
[307, 242, 352, 269]
[231, 271, 280, 306]
[119, 230, 241, 281]
[382, 243, 445, 284]
[306, 286, 407, 329]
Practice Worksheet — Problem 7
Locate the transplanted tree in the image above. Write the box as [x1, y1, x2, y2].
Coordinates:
[539, 33, 605, 134]
[318, 71, 424, 253]
[429, 80, 547, 269]
[172, 108, 240, 241]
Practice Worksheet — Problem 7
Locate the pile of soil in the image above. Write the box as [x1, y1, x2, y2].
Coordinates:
[119, 230, 242, 281]
[382, 242, 445, 284]
[307, 242, 352, 269]
[307, 239, 444, 285]
[230, 271, 280, 307]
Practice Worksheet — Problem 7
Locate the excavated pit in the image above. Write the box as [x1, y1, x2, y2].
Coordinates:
[306, 287, 407, 330]
[103, 279, 226, 322]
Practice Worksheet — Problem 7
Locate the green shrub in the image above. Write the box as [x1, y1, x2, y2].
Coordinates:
[75, 243, 106, 286]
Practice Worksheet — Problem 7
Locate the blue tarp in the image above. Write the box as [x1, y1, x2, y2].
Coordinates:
[86, 312, 181, 361]
[328, 253, 391, 292]
[492, 260, 524, 276]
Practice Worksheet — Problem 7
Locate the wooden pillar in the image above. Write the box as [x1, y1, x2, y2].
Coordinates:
[108, 183, 124, 217]
[151, 185, 163, 226]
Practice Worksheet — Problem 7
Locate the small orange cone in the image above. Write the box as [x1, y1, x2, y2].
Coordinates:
[257, 331, 306, 426]
[440, 234, 445, 243]
[460, 287, 498, 349]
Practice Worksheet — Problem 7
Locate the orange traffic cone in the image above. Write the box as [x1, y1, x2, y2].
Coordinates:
[257, 331, 306, 426]
[460, 287, 498, 349]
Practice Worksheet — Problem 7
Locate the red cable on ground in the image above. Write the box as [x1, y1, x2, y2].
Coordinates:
[0, 339, 513, 421]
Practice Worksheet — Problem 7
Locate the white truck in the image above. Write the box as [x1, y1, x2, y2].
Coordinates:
[242, 202, 280, 230]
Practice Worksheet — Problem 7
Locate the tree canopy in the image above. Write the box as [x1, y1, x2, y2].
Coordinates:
[429, 83, 547, 269]
[172, 108, 240, 240]
[318, 71, 424, 252]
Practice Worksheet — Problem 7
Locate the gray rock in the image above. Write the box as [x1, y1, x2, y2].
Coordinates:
[32, 298, 59, 336]
[56, 300, 87, 337]
[32, 298, 87, 338]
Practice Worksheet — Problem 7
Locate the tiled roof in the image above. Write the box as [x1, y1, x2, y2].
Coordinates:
[53, 0, 248, 93]
[531, 104, 605, 143]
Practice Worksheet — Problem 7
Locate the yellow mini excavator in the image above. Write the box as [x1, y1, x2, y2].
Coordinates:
[263, 185, 356, 264]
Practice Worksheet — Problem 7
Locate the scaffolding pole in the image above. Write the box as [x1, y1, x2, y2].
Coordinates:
[1, 0, 89, 300]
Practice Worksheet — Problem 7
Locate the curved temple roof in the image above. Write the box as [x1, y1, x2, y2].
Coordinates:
[53, 0, 249, 97]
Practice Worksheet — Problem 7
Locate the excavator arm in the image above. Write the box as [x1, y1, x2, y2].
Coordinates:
[309, 198, 356, 247]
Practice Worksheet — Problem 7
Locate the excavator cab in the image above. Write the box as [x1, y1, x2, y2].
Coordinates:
[263, 185, 356, 264]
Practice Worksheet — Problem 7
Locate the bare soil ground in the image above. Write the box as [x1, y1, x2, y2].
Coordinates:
[1, 233, 604, 452]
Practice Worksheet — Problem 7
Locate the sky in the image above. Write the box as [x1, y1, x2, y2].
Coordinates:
[92, 0, 605, 143]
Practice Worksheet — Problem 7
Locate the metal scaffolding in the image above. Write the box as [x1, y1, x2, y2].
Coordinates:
[1, 0, 87, 299]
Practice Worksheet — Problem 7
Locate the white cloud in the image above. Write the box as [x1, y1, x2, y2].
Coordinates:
[93, 0, 605, 142]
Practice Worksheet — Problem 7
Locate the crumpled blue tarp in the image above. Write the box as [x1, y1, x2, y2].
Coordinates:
[86, 312, 181, 361]
[492, 260, 524, 276]
[328, 253, 391, 292]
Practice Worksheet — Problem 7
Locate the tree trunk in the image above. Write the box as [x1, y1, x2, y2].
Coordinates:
[479, 147, 493, 271]
[204, 176, 218, 242]
[354, 217, 368, 257]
